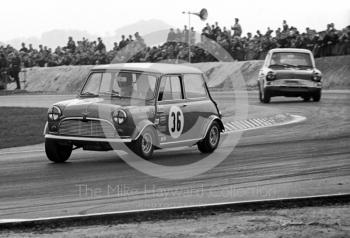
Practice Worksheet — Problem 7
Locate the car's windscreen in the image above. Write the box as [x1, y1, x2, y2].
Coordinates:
[269, 52, 313, 68]
[81, 71, 157, 99]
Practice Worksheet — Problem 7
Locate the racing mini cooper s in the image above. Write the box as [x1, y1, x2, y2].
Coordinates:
[44, 63, 224, 162]
[258, 48, 322, 103]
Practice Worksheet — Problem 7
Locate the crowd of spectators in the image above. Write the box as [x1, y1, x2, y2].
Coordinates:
[196, 19, 350, 61]
[0, 20, 349, 72]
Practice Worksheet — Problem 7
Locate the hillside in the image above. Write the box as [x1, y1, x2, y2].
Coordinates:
[16, 55, 350, 93]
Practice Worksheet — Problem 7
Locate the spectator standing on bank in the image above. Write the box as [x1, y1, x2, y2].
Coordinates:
[0, 53, 7, 73]
[28, 44, 35, 53]
[214, 22, 221, 36]
[96, 37, 106, 53]
[19, 43, 28, 53]
[66, 36, 76, 52]
[265, 27, 273, 37]
[128, 35, 134, 43]
[8, 52, 21, 89]
[338, 26, 350, 55]
[282, 20, 289, 33]
[134, 32, 145, 46]
[119, 35, 128, 49]
[113, 42, 118, 51]
[231, 18, 242, 37]
[167, 28, 176, 42]
[183, 25, 189, 43]
[175, 28, 182, 42]
[190, 27, 196, 44]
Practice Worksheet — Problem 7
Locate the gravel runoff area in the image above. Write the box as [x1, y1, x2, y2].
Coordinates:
[1, 204, 349, 238]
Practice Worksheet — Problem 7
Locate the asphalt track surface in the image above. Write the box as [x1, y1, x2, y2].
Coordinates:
[0, 91, 349, 220]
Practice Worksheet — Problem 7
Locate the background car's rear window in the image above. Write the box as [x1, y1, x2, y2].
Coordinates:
[270, 52, 312, 67]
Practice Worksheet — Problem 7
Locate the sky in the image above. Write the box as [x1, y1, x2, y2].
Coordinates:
[1, 0, 349, 42]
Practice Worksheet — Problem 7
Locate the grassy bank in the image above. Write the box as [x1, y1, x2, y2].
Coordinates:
[16, 55, 350, 93]
[0, 107, 47, 149]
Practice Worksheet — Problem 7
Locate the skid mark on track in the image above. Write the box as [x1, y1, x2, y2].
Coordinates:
[223, 114, 306, 134]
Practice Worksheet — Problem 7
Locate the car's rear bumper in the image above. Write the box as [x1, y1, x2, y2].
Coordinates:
[45, 134, 132, 143]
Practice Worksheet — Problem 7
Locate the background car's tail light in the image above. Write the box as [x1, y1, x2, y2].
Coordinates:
[312, 72, 322, 82]
[266, 71, 276, 81]
[48, 106, 62, 121]
[113, 110, 127, 125]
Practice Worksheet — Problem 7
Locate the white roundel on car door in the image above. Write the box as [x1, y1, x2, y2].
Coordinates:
[168, 106, 184, 139]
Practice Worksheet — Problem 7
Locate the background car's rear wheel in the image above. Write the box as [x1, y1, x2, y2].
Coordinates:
[258, 82, 271, 103]
[198, 121, 220, 153]
[312, 90, 321, 102]
[131, 127, 155, 160]
[45, 139, 72, 163]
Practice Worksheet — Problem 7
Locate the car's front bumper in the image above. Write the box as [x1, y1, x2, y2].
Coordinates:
[45, 134, 132, 143]
[265, 86, 321, 97]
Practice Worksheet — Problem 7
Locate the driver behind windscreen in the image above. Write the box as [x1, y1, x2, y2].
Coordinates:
[116, 73, 133, 97]
[271, 53, 282, 65]
[133, 74, 153, 99]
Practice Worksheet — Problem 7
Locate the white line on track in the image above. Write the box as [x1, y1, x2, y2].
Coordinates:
[0, 149, 44, 156]
[0, 192, 346, 224]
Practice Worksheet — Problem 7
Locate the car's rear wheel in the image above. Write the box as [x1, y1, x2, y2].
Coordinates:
[258, 82, 271, 103]
[312, 90, 321, 102]
[130, 127, 155, 160]
[198, 121, 220, 153]
[45, 139, 72, 163]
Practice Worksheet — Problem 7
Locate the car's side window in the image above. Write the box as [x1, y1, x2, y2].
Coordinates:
[158, 75, 183, 101]
[183, 74, 207, 98]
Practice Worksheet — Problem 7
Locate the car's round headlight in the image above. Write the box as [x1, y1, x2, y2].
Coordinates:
[312, 72, 322, 82]
[48, 106, 62, 121]
[113, 110, 127, 125]
[266, 71, 276, 81]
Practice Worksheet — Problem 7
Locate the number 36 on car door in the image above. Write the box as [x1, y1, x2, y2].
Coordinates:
[168, 106, 184, 139]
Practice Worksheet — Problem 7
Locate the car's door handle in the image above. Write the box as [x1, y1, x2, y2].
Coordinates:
[181, 104, 187, 108]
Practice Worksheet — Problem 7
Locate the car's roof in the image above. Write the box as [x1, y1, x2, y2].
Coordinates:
[92, 63, 203, 74]
[268, 48, 312, 54]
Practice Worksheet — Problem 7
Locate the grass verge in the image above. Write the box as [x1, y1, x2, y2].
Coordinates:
[0, 107, 47, 149]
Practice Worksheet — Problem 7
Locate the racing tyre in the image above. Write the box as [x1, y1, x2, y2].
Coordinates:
[312, 90, 321, 102]
[131, 127, 155, 160]
[259, 82, 271, 103]
[198, 121, 220, 153]
[45, 139, 72, 163]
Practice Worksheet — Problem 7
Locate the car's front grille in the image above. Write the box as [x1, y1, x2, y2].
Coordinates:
[277, 73, 311, 80]
[59, 119, 116, 138]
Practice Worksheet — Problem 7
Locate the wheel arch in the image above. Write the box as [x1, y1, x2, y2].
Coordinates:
[201, 115, 224, 139]
[132, 120, 159, 146]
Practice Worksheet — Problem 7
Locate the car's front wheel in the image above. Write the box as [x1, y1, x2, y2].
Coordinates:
[258, 82, 271, 103]
[45, 139, 72, 163]
[130, 127, 155, 160]
[312, 90, 321, 102]
[198, 121, 221, 153]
